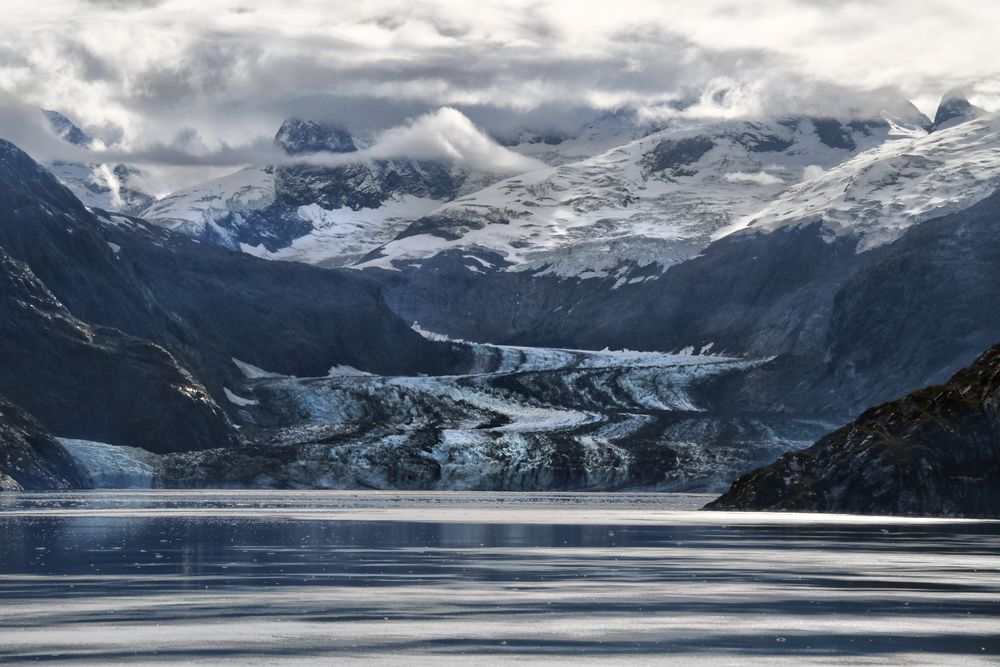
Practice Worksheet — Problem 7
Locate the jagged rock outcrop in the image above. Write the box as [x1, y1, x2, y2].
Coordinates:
[0, 394, 88, 491]
[275, 117, 357, 155]
[707, 343, 1000, 518]
[930, 90, 986, 131]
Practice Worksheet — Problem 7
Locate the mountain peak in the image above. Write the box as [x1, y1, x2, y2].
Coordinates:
[274, 117, 356, 155]
[43, 110, 92, 147]
[930, 89, 986, 131]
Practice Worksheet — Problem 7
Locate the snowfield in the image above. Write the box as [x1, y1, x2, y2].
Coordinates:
[360, 115, 921, 276]
[140, 166, 277, 238]
[725, 112, 1000, 251]
[134, 108, 940, 279]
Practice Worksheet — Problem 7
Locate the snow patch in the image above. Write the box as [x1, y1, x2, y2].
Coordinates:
[328, 365, 373, 377]
[224, 388, 259, 406]
[232, 358, 286, 379]
[411, 323, 456, 342]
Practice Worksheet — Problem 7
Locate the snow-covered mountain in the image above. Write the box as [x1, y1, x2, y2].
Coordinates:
[41, 110, 156, 215]
[499, 108, 667, 166]
[361, 111, 929, 277]
[141, 118, 514, 266]
[356, 92, 1000, 431]
[141, 105, 930, 274]
[726, 97, 1000, 251]
[929, 89, 987, 131]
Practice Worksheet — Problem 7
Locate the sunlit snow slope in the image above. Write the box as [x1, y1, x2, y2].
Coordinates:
[360, 114, 925, 276]
[724, 111, 1000, 251]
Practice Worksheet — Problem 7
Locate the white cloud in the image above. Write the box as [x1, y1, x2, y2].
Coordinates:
[802, 164, 825, 181]
[297, 107, 546, 173]
[724, 171, 784, 186]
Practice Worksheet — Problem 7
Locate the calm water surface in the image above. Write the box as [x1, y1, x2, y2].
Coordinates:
[0, 491, 998, 664]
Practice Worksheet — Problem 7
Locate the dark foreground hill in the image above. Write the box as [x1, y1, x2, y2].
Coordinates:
[708, 343, 1000, 518]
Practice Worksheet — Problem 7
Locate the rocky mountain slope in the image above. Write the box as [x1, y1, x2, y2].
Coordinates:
[708, 342, 1000, 518]
[0, 140, 235, 453]
[0, 137, 467, 457]
[0, 394, 88, 491]
[141, 118, 511, 265]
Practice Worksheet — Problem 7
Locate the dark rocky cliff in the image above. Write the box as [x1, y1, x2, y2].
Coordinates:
[0, 394, 88, 490]
[707, 343, 1000, 518]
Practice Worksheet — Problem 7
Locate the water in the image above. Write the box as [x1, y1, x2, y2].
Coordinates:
[1, 491, 998, 664]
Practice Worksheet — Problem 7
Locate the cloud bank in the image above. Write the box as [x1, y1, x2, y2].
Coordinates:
[1, 0, 998, 184]
[293, 108, 546, 173]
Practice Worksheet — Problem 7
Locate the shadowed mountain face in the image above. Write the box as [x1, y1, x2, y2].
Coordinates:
[708, 343, 1000, 518]
[0, 138, 467, 459]
[930, 91, 986, 131]
[0, 142, 235, 454]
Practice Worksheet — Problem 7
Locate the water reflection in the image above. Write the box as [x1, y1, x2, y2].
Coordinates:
[0, 491, 998, 663]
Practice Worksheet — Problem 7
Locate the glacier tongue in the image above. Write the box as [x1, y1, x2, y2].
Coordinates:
[162, 343, 821, 492]
[57, 439, 159, 489]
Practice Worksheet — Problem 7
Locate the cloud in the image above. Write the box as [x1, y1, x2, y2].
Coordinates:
[350, 107, 546, 172]
[0, 92, 95, 162]
[0, 95, 541, 188]
[1, 0, 998, 189]
[289, 108, 546, 173]
[802, 164, 825, 180]
[723, 171, 784, 186]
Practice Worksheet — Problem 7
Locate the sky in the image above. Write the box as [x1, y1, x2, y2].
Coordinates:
[1, 0, 998, 189]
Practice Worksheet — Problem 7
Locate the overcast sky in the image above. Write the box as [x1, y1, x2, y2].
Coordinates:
[1, 0, 998, 187]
